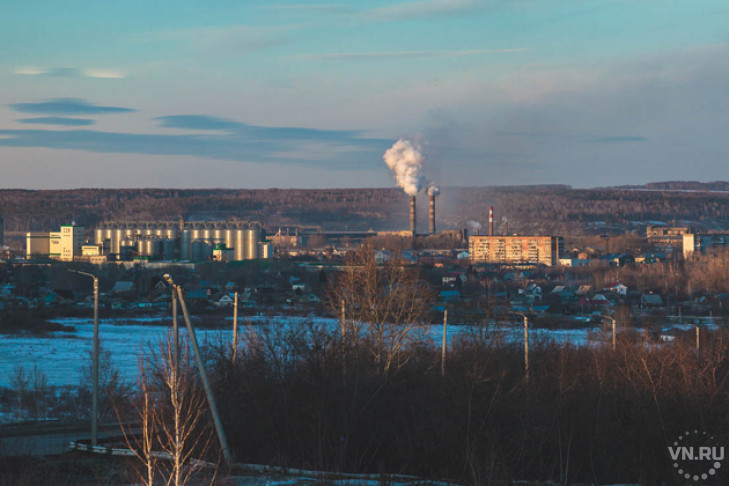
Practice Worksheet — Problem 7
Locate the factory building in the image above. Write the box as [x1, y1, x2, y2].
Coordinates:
[469, 235, 564, 266]
[683, 233, 729, 259]
[93, 220, 268, 262]
[26, 224, 85, 261]
[647, 225, 690, 246]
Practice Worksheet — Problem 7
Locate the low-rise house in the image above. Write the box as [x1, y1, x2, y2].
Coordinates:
[214, 293, 236, 307]
[576, 285, 592, 296]
[604, 283, 628, 297]
[578, 294, 610, 307]
[609, 253, 635, 267]
[111, 281, 134, 294]
[641, 293, 664, 307]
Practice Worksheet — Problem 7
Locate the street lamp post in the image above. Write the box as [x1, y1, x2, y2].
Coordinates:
[69, 270, 99, 447]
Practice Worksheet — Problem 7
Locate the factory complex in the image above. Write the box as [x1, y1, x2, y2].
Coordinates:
[26, 220, 273, 263]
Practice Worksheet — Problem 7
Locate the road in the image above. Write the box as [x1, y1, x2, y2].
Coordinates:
[0, 422, 126, 456]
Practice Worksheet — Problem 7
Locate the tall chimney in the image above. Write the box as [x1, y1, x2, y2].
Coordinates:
[489, 206, 494, 236]
[429, 194, 436, 235]
[410, 196, 417, 236]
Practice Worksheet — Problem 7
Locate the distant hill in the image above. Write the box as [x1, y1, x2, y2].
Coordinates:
[3, 183, 729, 248]
[614, 181, 729, 191]
[644, 181, 729, 191]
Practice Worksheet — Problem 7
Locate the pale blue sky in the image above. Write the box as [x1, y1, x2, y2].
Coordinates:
[1, 0, 727, 189]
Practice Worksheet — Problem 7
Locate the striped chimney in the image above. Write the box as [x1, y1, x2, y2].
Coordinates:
[489, 206, 494, 236]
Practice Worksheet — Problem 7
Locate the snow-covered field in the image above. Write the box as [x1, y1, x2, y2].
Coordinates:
[0, 314, 667, 388]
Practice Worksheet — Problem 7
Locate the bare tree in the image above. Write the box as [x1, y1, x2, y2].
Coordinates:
[117, 354, 158, 486]
[10, 365, 29, 422]
[80, 345, 131, 421]
[117, 335, 219, 486]
[327, 241, 433, 374]
[156, 335, 218, 486]
[30, 364, 48, 421]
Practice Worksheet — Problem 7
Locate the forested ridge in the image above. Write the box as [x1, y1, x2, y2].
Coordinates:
[1, 182, 729, 240]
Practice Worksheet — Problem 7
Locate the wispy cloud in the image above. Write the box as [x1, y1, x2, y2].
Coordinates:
[16, 117, 95, 126]
[587, 136, 648, 143]
[9, 98, 135, 115]
[14, 66, 125, 79]
[268, 3, 352, 14]
[368, 0, 480, 20]
[299, 48, 528, 61]
[136, 25, 295, 54]
[156, 115, 242, 131]
[0, 115, 389, 169]
[156, 115, 364, 142]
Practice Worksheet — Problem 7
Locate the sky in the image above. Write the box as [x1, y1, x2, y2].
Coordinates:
[1, 0, 727, 189]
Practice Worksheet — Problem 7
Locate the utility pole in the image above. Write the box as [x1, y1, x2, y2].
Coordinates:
[163, 274, 232, 465]
[441, 310, 448, 376]
[69, 270, 99, 447]
[232, 291, 238, 362]
[175, 285, 232, 464]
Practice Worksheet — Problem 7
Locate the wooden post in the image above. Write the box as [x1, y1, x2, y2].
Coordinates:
[340, 299, 346, 343]
[612, 318, 616, 352]
[232, 291, 238, 362]
[441, 310, 448, 376]
[696, 324, 700, 352]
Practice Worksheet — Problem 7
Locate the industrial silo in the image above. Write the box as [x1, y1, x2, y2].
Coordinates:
[224, 229, 234, 251]
[202, 228, 213, 247]
[162, 238, 176, 260]
[136, 239, 146, 256]
[113, 229, 123, 255]
[180, 230, 191, 260]
[213, 228, 223, 245]
[94, 228, 104, 245]
[193, 240, 213, 261]
[234, 229, 245, 261]
[244, 227, 260, 260]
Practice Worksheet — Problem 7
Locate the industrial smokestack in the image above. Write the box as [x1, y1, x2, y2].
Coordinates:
[429, 195, 435, 234]
[489, 206, 494, 236]
[410, 196, 417, 236]
[427, 184, 439, 235]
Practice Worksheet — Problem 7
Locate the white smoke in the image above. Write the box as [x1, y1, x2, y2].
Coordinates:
[383, 139, 424, 196]
[427, 184, 440, 197]
[466, 220, 483, 231]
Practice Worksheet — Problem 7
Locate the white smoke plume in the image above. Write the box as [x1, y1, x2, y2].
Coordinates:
[383, 139, 424, 196]
[466, 220, 483, 231]
[427, 184, 440, 196]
